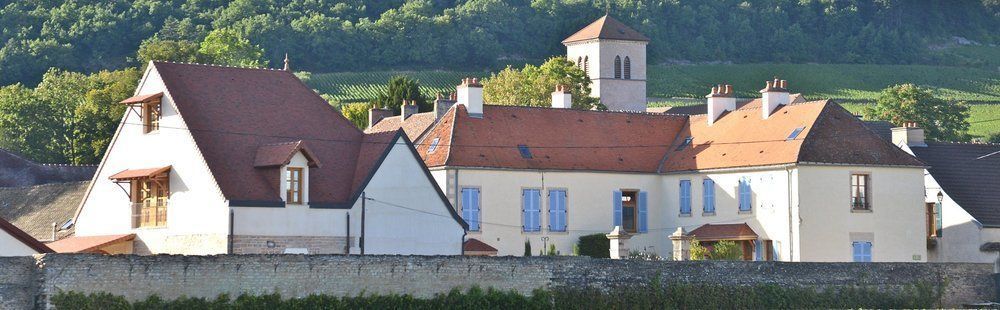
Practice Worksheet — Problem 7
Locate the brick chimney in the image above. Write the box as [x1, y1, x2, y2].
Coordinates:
[368, 105, 393, 129]
[760, 78, 790, 119]
[892, 121, 926, 147]
[706, 84, 735, 125]
[551, 84, 572, 109]
[400, 99, 418, 120]
[457, 78, 483, 117]
[434, 93, 457, 119]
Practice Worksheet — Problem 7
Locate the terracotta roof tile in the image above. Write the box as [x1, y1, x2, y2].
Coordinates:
[120, 92, 163, 104]
[463, 238, 498, 253]
[253, 141, 320, 168]
[365, 112, 438, 141]
[108, 166, 171, 180]
[688, 223, 758, 241]
[798, 103, 924, 167]
[563, 15, 650, 43]
[46, 233, 134, 253]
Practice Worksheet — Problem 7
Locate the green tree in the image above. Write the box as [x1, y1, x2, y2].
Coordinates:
[137, 39, 201, 67]
[340, 102, 371, 130]
[689, 238, 710, 260]
[483, 57, 602, 110]
[711, 241, 744, 261]
[198, 28, 265, 67]
[370, 75, 428, 113]
[524, 240, 532, 257]
[987, 132, 1000, 144]
[864, 84, 971, 141]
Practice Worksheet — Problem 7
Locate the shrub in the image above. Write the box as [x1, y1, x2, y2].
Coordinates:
[576, 234, 610, 258]
[523, 240, 532, 257]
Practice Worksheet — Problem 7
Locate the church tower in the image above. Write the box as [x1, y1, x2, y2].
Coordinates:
[563, 15, 649, 111]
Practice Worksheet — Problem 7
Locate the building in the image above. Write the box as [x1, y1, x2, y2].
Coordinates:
[0, 148, 95, 188]
[68, 61, 466, 255]
[390, 77, 928, 262]
[0, 182, 87, 243]
[892, 125, 1000, 263]
[564, 15, 649, 111]
[0, 216, 52, 256]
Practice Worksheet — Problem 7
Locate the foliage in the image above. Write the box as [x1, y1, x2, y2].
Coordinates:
[576, 234, 609, 259]
[627, 250, 662, 261]
[689, 238, 710, 261]
[711, 241, 744, 261]
[523, 240, 532, 257]
[547, 244, 557, 256]
[370, 76, 429, 113]
[198, 28, 265, 68]
[51, 280, 942, 309]
[4, 1, 999, 86]
[483, 57, 601, 110]
[137, 39, 201, 67]
[0, 68, 140, 164]
[988, 132, 1000, 144]
[306, 71, 483, 104]
[864, 84, 971, 141]
[340, 103, 372, 130]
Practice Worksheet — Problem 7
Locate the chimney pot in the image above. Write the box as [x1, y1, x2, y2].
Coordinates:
[892, 122, 926, 147]
[761, 78, 791, 118]
[725, 84, 732, 94]
[458, 77, 484, 116]
[552, 85, 572, 108]
[707, 83, 737, 125]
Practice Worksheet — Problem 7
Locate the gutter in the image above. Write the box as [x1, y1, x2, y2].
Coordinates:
[786, 166, 795, 262]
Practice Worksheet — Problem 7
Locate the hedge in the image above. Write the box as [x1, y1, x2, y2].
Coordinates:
[576, 233, 610, 258]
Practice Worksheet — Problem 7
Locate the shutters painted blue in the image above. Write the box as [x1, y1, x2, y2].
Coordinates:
[638, 191, 648, 233]
[549, 190, 567, 232]
[523, 189, 541, 232]
[754, 240, 763, 261]
[739, 178, 752, 211]
[613, 190, 623, 227]
[703, 179, 715, 213]
[461, 188, 480, 231]
[679, 180, 692, 214]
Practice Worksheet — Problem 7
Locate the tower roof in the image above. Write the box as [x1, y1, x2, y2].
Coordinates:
[562, 15, 650, 44]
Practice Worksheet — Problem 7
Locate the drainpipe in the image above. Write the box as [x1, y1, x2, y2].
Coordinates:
[228, 209, 234, 254]
[786, 166, 795, 262]
[360, 191, 366, 255]
[345, 213, 351, 254]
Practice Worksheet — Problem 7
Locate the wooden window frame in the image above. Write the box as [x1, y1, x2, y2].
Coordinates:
[141, 101, 161, 134]
[620, 190, 639, 233]
[130, 173, 169, 228]
[286, 167, 304, 204]
[850, 173, 871, 211]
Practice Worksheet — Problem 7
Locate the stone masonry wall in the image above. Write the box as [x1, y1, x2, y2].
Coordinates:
[0, 254, 993, 309]
[231, 235, 352, 254]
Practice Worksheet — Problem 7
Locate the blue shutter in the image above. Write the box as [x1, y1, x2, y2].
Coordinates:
[703, 179, 715, 213]
[739, 178, 752, 211]
[852, 242, 862, 262]
[462, 188, 480, 231]
[680, 180, 691, 214]
[638, 191, 648, 233]
[612, 190, 623, 227]
[532, 190, 541, 231]
[523, 189, 540, 232]
[754, 240, 763, 261]
[549, 190, 567, 232]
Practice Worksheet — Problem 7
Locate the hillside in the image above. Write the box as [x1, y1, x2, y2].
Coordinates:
[303, 63, 1000, 139]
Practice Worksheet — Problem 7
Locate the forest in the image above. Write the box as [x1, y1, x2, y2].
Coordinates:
[2, 0, 999, 86]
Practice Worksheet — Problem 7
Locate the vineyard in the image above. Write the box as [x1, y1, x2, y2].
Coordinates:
[304, 64, 1000, 138]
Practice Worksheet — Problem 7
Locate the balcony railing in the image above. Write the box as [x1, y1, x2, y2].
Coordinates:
[132, 198, 167, 228]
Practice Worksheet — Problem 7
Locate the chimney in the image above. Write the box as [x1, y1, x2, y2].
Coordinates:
[551, 84, 572, 109]
[283, 53, 290, 71]
[892, 121, 926, 147]
[706, 84, 735, 125]
[760, 78, 790, 119]
[400, 99, 419, 120]
[457, 78, 483, 117]
[368, 105, 393, 129]
[50, 222, 57, 242]
[434, 93, 457, 119]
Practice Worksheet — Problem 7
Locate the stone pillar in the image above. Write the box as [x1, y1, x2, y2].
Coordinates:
[669, 227, 693, 261]
[606, 226, 632, 259]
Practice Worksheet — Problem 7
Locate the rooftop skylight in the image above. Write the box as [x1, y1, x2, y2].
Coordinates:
[676, 137, 693, 151]
[518, 145, 533, 159]
[787, 127, 805, 140]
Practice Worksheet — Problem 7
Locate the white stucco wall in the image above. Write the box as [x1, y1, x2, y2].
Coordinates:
[348, 140, 465, 255]
[796, 165, 927, 262]
[566, 39, 647, 111]
[924, 171, 998, 263]
[75, 66, 230, 255]
[0, 230, 39, 256]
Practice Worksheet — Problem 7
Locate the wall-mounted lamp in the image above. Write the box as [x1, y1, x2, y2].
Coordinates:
[936, 192, 944, 203]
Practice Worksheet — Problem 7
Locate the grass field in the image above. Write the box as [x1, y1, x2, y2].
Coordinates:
[303, 63, 1000, 138]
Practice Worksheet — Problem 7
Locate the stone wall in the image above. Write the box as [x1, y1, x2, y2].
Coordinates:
[230, 235, 353, 254]
[0, 254, 994, 309]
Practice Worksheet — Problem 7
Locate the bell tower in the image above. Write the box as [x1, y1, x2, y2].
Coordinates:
[563, 15, 649, 111]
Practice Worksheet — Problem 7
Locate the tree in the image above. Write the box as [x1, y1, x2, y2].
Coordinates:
[864, 84, 970, 141]
[689, 238, 710, 260]
[198, 28, 265, 67]
[483, 57, 602, 110]
[370, 75, 428, 114]
[137, 39, 201, 66]
[524, 240, 532, 256]
[987, 132, 1000, 144]
[340, 103, 371, 130]
[711, 241, 744, 261]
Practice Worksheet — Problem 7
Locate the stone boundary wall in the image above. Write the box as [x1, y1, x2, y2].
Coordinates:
[0, 254, 993, 309]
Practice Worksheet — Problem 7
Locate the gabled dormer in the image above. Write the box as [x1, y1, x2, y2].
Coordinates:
[120, 92, 164, 134]
[253, 141, 321, 205]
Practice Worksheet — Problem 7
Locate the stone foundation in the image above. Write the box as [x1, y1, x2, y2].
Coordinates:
[231, 235, 353, 254]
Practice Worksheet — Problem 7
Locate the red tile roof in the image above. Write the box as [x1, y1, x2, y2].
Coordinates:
[46, 234, 134, 253]
[120, 92, 163, 104]
[366, 112, 438, 141]
[0, 216, 53, 253]
[108, 166, 171, 180]
[563, 15, 650, 44]
[151, 62, 396, 207]
[463, 238, 498, 254]
[418, 100, 923, 173]
[688, 223, 758, 241]
[253, 141, 320, 168]
[418, 105, 688, 172]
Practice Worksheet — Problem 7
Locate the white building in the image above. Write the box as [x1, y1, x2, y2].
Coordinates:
[564, 15, 649, 111]
[0, 217, 52, 256]
[892, 125, 1000, 263]
[67, 61, 466, 255]
[383, 78, 928, 262]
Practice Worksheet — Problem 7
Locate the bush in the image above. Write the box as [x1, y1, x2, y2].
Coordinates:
[523, 240, 531, 257]
[577, 234, 610, 258]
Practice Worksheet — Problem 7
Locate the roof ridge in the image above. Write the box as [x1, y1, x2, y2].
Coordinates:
[259, 140, 302, 147]
[0, 181, 89, 191]
[930, 141, 1000, 146]
[484, 104, 689, 118]
[153, 61, 285, 72]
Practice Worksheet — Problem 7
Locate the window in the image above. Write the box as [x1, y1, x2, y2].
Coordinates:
[754, 240, 764, 261]
[548, 190, 567, 232]
[583, 56, 589, 75]
[851, 174, 870, 210]
[676, 137, 693, 151]
[787, 126, 805, 140]
[614, 56, 622, 79]
[517, 145, 533, 159]
[461, 188, 481, 231]
[703, 179, 715, 213]
[131, 175, 169, 228]
[613, 190, 646, 233]
[577, 56, 582, 69]
[679, 180, 692, 215]
[142, 101, 161, 133]
[286, 167, 304, 204]
[427, 138, 440, 154]
[623, 56, 631, 80]
[522, 189, 541, 232]
[852, 241, 872, 262]
[738, 178, 752, 212]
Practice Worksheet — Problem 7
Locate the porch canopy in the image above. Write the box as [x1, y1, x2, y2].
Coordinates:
[688, 223, 758, 241]
[108, 166, 171, 181]
[47, 234, 135, 254]
[119, 92, 163, 105]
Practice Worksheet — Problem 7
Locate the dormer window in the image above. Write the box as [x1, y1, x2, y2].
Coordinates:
[109, 166, 171, 228]
[119, 92, 164, 134]
[286, 167, 304, 204]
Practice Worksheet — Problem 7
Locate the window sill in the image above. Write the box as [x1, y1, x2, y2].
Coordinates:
[546, 230, 569, 234]
[135, 226, 167, 230]
[738, 210, 753, 215]
[521, 231, 543, 235]
[702, 212, 716, 217]
[679, 213, 692, 217]
[851, 209, 873, 213]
